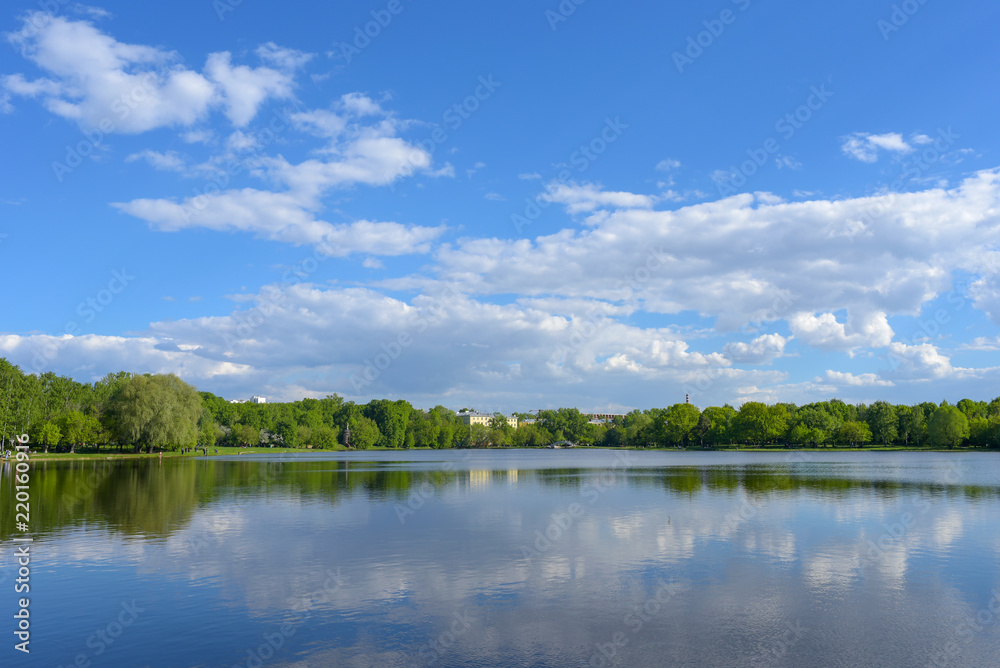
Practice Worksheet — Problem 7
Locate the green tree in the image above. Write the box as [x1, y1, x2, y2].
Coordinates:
[866, 401, 898, 445]
[350, 416, 381, 450]
[701, 405, 736, 446]
[309, 424, 340, 449]
[536, 408, 588, 443]
[37, 421, 62, 447]
[488, 414, 513, 447]
[928, 405, 970, 448]
[364, 399, 412, 448]
[733, 402, 787, 444]
[621, 410, 652, 447]
[664, 403, 701, 446]
[234, 424, 261, 446]
[108, 374, 202, 452]
[837, 421, 872, 447]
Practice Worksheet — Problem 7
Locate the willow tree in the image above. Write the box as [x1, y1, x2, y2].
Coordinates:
[107, 374, 201, 452]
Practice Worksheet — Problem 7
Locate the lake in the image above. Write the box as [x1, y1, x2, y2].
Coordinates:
[2, 449, 999, 667]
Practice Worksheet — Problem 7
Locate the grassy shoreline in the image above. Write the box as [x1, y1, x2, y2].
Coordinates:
[12, 444, 993, 461]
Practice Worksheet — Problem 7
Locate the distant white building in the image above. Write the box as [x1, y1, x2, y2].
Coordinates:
[457, 411, 517, 428]
[230, 396, 266, 404]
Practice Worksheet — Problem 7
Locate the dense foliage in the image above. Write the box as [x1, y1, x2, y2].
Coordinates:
[3, 358, 1000, 450]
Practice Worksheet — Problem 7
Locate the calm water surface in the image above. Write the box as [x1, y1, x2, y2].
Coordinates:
[2, 450, 999, 667]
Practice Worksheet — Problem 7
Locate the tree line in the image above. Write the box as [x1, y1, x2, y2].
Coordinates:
[1, 358, 997, 451]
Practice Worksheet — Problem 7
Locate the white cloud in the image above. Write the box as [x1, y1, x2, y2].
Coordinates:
[0, 283, 769, 405]
[255, 43, 313, 71]
[116, 95, 444, 247]
[484, 192, 505, 201]
[775, 155, 801, 170]
[71, 5, 112, 19]
[435, 172, 1000, 343]
[125, 149, 186, 172]
[885, 342, 955, 379]
[656, 158, 681, 171]
[959, 336, 1000, 351]
[3, 13, 297, 133]
[5, 13, 215, 133]
[181, 128, 213, 144]
[339, 92, 385, 117]
[788, 311, 893, 353]
[724, 334, 790, 364]
[968, 272, 1000, 326]
[541, 182, 656, 214]
[518, 172, 541, 180]
[113, 192, 445, 256]
[291, 109, 347, 139]
[822, 370, 894, 387]
[204, 52, 295, 127]
[841, 132, 914, 162]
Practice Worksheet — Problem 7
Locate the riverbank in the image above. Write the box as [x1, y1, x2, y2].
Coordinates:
[12, 443, 990, 461]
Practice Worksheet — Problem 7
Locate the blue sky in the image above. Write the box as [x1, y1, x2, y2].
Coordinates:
[2, 0, 999, 412]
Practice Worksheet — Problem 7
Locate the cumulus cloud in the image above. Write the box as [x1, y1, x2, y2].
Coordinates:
[204, 52, 295, 127]
[114, 92, 443, 250]
[884, 342, 955, 379]
[436, 172, 1000, 337]
[724, 334, 790, 364]
[0, 281, 776, 406]
[3, 13, 297, 132]
[788, 311, 893, 353]
[822, 370, 895, 387]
